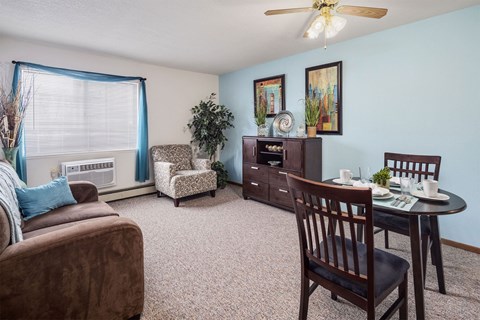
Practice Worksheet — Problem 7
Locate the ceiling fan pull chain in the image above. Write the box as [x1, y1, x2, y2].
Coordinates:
[324, 32, 327, 50]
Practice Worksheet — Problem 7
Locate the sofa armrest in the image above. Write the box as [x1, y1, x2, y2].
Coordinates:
[0, 216, 144, 319]
[192, 158, 211, 170]
[69, 181, 99, 203]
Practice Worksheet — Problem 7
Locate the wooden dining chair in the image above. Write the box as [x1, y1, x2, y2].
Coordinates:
[373, 152, 445, 292]
[287, 174, 409, 320]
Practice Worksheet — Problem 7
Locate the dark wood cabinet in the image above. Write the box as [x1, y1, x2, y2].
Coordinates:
[242, 136, 322, 211]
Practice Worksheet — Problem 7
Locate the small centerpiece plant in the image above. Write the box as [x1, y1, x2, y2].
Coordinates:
[372, 167, 392, 188]
[304, 95, 320, 137]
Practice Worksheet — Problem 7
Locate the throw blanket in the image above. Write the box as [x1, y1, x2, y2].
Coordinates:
[0, 161, 24, 244]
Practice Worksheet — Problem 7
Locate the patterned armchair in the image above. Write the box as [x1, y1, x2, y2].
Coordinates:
[151, 144, 217, 207]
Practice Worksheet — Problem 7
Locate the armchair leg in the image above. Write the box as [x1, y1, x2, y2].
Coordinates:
[174, 199, 180, 207]
[157, 191, 163, 198]
[129, 314, 141, 320]
[210, 190, 216, 197]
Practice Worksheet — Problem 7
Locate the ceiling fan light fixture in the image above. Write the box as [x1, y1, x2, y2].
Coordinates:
[325, 15, 347, 38]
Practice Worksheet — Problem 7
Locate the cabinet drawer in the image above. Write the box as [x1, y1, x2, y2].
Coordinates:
[269, 168, 302, 187]
[269, 186, 293, 208]
[243, 180, 268, 200]
[243, 164, 268, 183]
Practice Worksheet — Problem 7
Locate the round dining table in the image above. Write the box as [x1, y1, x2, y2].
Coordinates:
[322, 178, 467, 319]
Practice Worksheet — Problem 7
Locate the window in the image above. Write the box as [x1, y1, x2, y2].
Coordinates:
[23, 69, 138, 157]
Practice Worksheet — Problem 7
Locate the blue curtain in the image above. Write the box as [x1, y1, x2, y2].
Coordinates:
[12, 61, 150, 183]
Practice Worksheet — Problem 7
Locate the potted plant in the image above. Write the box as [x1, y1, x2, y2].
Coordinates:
[372, 167, 392, 188]
[255, 99, 267, 136]
[0, 81, 31, 169]
[304, 96, 320, 137]
[187, 93, 235, 189]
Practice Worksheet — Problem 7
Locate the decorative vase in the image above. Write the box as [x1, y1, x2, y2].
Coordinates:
[257, 124, 268, 137]
[2, 147, 19, 170]
[307, 126, 317, 137]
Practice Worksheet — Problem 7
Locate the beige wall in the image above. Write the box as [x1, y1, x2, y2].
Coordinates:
[0, 35, 219, 190]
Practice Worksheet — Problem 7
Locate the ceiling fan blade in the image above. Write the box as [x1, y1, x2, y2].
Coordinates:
[265, 7, 314, 16]
[336, 5, 388, 19]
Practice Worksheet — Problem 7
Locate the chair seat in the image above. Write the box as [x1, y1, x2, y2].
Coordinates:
[309, 236, 410, 299]
[373, 210, 430, 236]
[175, 169, 212, 176]
[169, 169, 217, 199]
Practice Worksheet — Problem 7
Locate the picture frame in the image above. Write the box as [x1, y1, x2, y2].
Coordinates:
[305, 61, 342, 135]
[253, 74, 285, 118]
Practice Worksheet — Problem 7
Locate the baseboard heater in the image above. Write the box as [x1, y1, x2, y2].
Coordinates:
[61, 158, 116, 189]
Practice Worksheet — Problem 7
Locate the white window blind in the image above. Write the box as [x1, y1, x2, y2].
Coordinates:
[23, 70, 138, 157]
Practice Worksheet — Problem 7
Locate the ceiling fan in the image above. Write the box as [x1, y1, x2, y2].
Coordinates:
[265, 0, 388, 46]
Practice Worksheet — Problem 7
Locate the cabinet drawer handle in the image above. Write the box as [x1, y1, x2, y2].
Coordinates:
[250, 166, 259, 170]
[278, 188, 288, 193]
[250, 182, 259, 186]
[283, 149, 287, 161]
[278, 171, 287, 175]
[253, 146, 256, 157]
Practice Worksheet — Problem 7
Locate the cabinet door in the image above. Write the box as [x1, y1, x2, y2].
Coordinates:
[243, 138, 257, 163]
[283, 140, 303, 171]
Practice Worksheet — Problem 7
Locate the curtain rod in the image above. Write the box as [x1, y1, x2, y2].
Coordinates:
[11, 60, 147, 81]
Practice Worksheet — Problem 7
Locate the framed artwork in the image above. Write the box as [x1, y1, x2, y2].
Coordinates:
[305, 61, 342, 135]
[253, 74, 285, 118]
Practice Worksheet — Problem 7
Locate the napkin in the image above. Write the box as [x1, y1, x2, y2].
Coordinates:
[352, 181, 389, 196]
[390, 177, 401, 185]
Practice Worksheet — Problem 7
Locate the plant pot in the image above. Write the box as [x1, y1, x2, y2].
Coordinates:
[307, 126, 317, 138]
[257, 124, 268, 137]
[376, 180, 390, 189]
[2, 147, 19, 170]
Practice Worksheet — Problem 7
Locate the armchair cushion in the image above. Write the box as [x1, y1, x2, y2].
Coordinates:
[192, 158, 211, 170]
[16, 176, 77, 221]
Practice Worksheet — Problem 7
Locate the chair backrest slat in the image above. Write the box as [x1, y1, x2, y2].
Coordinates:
[311, 196, 322, 261]
[287, 174, 373, 286]
[347, 203, 360, 276]
[336, 200, 349, 272]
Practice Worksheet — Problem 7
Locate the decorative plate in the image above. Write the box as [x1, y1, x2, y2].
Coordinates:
[273, 111, 295, 134]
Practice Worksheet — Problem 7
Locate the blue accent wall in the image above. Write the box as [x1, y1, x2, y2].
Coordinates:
[219, 7, 480, 247]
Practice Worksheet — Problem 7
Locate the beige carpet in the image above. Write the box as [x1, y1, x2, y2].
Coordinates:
[110, 185, 480, 320]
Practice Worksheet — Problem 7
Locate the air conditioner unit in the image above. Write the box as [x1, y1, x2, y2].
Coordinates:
[61, 158, 116, 189]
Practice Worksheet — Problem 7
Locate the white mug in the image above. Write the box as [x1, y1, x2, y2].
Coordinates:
[339, 169, 353, 183]
[423, 179, 439, 197]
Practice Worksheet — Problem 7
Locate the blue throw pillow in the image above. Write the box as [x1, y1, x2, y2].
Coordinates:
[15, 176, 77, 221]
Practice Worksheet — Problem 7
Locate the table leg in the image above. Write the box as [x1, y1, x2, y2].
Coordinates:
[430, 216, 446, 294]
[410, 215, 425, 319]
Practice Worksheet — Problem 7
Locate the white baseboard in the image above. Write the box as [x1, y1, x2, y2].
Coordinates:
[99, 185, 156, 202]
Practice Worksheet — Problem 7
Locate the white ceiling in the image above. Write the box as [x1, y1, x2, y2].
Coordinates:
[0, 0, 479, 75]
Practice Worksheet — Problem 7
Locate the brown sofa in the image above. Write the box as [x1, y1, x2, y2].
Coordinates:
[0, 181, 144, 320]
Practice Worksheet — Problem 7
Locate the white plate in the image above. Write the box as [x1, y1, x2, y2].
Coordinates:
[411, 190, 450, 201]
[373, 192, 394, 200]
[333, 178, 356, 185]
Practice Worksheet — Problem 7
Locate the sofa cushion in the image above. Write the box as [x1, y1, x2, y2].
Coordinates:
[22, 201, 118, 233]
[16, 176, 77, 221]
[22, 217, 113, 240]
